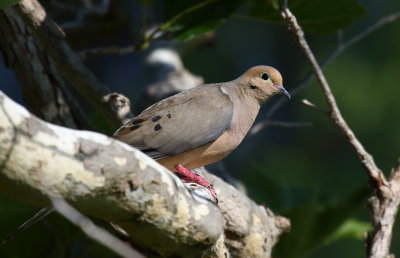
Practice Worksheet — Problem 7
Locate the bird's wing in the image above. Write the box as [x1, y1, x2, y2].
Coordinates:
[114, 84, 234, 159]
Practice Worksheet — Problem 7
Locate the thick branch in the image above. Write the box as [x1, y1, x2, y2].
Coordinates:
[0, 90, 288, 257]
[367, 192, 400, 258]
[0, 8, 79, 129]
[12, 0, 132, 127]
[366, 160, 400, 258]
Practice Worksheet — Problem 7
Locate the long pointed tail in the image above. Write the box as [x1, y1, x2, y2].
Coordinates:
[1, 207, 54, 245]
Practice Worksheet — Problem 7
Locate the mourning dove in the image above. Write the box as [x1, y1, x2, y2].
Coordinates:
[114, 66, 290, 202]
[0, 66, 289, 246]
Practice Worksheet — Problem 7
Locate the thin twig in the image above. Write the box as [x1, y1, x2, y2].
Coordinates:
[265, 120, 312, 128]
[78, 26, 166, 58]
[50, 196, 145, 258]
[300, 12, 399, 110]
[79, 0, 216, 58]
[301, 99, 330, 116]
[278, 2, 400, 257]
[251, 12, 400, 134]
[326, 12, 400, 65]
[79, 44, 139, 59]
[249, 120, 312, 135]
[279, 3, 387, 189]
[1, 207, 54, 245]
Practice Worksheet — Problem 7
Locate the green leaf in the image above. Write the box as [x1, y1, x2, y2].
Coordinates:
[247, 0, 367, 34]
[175, 20, 222, 41]
[324, 218, 371, 244]
[0, 0, 22, 9]
[162, 0, 243, 40]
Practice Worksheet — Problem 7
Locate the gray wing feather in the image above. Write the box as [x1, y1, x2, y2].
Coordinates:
[114, 84, 233, 158]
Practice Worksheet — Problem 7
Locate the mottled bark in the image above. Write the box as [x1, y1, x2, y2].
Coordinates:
[0, 90, 289, 257]
[367, 163, 400, 258]
[0, 8, 79, 128]
[10, 0, 132, 127]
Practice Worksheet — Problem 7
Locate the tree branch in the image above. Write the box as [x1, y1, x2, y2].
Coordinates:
[301, 99, 330, 116]
[12, 0, 132, 127]
[249, 120, 312, 135]
[367, 185, 400, 258]
[278, 2, 400, 257]
[0, 8, 80, 129]
[250, 12, 400, 134]
[279, 3, 387, 190]
[50, 196, 144, 258]
[0, 90, 289, 257]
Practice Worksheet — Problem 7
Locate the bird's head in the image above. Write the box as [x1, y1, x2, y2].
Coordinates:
[238, 66, 290, 104]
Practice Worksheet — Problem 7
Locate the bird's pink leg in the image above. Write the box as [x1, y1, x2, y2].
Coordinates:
[175, 165, 218, 203]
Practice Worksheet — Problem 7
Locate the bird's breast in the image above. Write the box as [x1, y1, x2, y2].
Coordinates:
[157, 113, 257, 172]
[157, 96, 260, 172]
[156, 130, 243, 172]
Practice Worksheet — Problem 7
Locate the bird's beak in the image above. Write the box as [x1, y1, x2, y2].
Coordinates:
[276, 85, 291, 99]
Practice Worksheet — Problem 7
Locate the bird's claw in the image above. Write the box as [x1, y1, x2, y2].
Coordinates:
[175, 165, 218, 204]
[207, 184, 218, 204]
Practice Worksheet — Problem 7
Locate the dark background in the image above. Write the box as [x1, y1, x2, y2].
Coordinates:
[1, 0, 400, 257]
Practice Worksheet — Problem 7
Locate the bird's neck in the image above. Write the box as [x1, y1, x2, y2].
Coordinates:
[222, 84, 261, 139]
[235, 79, 273, 104]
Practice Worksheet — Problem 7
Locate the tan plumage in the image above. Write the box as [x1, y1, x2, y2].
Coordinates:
[114, 66, 289, 172]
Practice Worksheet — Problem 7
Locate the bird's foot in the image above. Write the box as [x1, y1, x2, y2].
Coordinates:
[175, 165, 218, 203]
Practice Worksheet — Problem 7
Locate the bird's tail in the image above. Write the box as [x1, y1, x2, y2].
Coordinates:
[1, 207, 54, 245]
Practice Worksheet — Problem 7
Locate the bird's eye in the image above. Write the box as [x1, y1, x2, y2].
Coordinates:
[261, 72, 270, 81]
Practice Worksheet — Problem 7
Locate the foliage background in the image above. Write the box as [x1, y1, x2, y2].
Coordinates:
[0, 0, 399, 257]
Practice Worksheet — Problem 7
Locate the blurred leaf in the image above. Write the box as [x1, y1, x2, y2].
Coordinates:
[324, 218, 371, 244]
[247, 0, 367, 33]
[163, 0, 242, 40]
[274, 187, 368, 258]
[307, 187, 368, 245]
[175, 20, 221, 40]
[0, 0, 21, 9]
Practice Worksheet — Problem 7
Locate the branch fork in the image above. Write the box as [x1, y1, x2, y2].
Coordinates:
[279, 2, 400, 257]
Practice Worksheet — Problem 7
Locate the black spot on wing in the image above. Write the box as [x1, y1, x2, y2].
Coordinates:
[131, 119, 145, 125]
[154, 124, 162, 131]
[151, 115, 162, 122]
[167, 114, 171, 119]
[130, 125, 140, 131]
[141, 148, 157, 153]
[141, 148, 165, 159]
